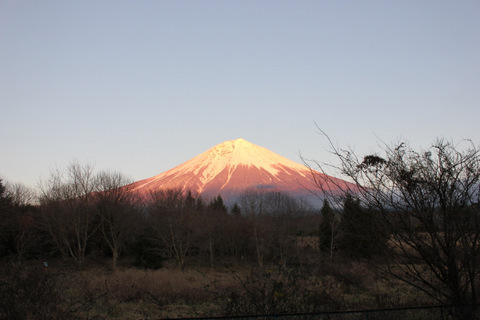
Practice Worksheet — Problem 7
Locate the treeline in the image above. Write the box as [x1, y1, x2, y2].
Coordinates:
[1, 170, 398, 319]
[0, 163, 389, 271]
[0, 162, 323, 270]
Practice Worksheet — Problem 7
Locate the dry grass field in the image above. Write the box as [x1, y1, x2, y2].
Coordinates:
[0, 257, 433, 319]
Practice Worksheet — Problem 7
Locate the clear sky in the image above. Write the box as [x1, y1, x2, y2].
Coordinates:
[1, 1, 479, 188]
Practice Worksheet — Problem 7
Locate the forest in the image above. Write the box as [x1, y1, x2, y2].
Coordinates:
[0, 138, 479, 320]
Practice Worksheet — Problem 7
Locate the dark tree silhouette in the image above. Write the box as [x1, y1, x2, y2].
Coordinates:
[38, 162, 101, 264]
[148, 189, 196, 270]
[319, 199, 339, 258]
[308, 130, 480, 316]
[231, 202, 241, 216]
[96, 171, 139, 270]
[0, 179, 13, 258]
[339, 194, 386, 259]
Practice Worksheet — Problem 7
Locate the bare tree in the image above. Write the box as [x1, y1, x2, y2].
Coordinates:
[264, 191, 310, 266]
[4, 182, 38, 262]
[37, 168, 72, 259]
[148, 189, 196, 270]
[96, 171, 139, 270]
[308, 131, 480, 313]
[38, 162, 101, 264]
[5, 182, 36, 207]
[218, 203, 251, 264]
[194, 195, 228, 267]
[238, 189, 308, 266]
[238, 189, 268, 267]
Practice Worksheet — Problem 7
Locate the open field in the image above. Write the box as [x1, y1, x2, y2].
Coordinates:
[0, 256, 433, 320]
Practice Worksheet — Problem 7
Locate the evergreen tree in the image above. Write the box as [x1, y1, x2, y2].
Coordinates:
[0, 179, 13, 258]
[185, 190, 196, 209]
[231, 202, 241, 216]
[319, 199, 337, 257]
[132, 228, 164, 269]
[195, 197, 205, 212]
[209, 195, 228, 214]
[340, 194, 384, 258]
[0, 179, 12, 211]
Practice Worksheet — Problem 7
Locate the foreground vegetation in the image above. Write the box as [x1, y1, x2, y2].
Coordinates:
[0, 255, 433, 319]
[1, 137, 479, 319]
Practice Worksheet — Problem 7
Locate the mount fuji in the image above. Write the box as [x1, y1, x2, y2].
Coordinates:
[131, 138, 349, 206]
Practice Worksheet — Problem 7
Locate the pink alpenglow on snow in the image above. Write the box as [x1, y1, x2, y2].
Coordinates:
[131, 138, 350, 205]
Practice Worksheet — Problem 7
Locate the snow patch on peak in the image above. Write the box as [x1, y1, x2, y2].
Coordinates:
[231, 138, 250, 146]
[191, 138, 310, 179]
[138, 138, 312, 191]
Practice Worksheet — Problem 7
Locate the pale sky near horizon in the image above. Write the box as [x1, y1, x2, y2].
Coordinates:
[1, 1, 479, 189]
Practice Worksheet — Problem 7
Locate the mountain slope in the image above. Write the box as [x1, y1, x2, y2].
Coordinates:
[131, 138, 348, 205]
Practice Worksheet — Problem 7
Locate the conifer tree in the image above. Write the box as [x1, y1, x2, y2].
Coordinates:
[209, 195, 227, 214]
[319, 199, 338, 258]
[340, 194, 386, 259]
[0, 179, 13, 257]
[231, 202, 241, 216]
[0, 179, 12, 211]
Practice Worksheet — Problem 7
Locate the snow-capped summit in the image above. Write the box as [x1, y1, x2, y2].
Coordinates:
[131, 138, 348, 205]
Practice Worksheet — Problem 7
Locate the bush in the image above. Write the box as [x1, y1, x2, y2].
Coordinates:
[210, 267, 337, 316]
[0, 264, 67, 320]
[132, 231, 164, 270]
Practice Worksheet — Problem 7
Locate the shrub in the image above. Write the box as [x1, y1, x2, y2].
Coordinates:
[132, 231, 164, 270]
[0, 264, 67, 320]
[210, 267, 337, 316]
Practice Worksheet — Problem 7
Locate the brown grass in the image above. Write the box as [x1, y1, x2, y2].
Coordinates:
[59, 267, 222, 318]
[0, 259, 433, 319]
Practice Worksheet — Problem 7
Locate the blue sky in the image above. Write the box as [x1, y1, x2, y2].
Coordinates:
[1, 1, 479, 188]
